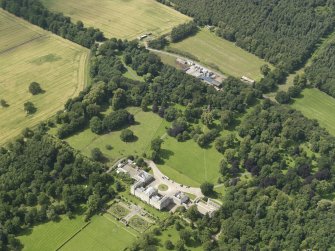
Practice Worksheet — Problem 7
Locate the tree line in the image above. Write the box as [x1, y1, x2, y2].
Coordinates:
[1, 0, 105, 48]
[305, 42, 335, 98]
[170, 21, 198, 43]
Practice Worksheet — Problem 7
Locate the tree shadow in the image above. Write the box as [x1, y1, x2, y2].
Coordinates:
[155, 149, 174, 164]
[207, 191, 220, 200]
[160, 149, 174, 160]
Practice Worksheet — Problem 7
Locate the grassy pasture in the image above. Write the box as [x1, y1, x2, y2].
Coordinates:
[66, 107, 222, 186]
[157, 136, 222, 187]
[18, 215, 86, 251]
[41, 0, 191, 39]
[61, 214, 137, 251]
[0, 10, 89, 145]
[291, 88, 335, 136]
[168, 29, 270, 80]
[157, 224, 202, 251]
[66, 107, 168, 162]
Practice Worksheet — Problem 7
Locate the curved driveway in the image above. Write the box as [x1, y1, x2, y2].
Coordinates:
[146, 160, 203, 198]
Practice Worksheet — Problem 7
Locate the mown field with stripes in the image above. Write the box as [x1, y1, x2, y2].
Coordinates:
[292, 88, 335, 136]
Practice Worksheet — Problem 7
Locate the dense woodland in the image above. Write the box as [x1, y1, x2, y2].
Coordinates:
[0, 129, 115, 250]
[167, 0, 335, 71]
[1, 0, 335, 250]
[1, 0, 104, 48]
[305, 42, 335, 98]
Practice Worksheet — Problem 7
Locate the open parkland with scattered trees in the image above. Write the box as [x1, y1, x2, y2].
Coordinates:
[1, 0, 335, 250]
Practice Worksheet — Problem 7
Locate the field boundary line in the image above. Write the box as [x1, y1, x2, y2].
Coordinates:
[0, 34, 47, 55]
[55, 221, 91, 251]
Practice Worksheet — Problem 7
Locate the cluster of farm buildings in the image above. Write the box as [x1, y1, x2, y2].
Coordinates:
[117, 160, 220, 217]
[176, 58, 222, 90]
[176, 58, 256, 88]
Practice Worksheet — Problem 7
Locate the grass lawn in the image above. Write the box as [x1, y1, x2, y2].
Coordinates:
[152, 51, 182, 69]
[119, 56, 144, 81]
[157, 224, 202, 251]
[214, 184, 226, 196]
[18, 215, 87, 251]
[66, 107, 168, 162]
[168, 29, 270, 80]
[61, 214, 137, 251]
[41, 0, 191, 39]
[123, 65, 144, 81]
[291, 88, 335, 136]
[0, 10, 89, 145]
[158, 184, 169, 191]
[67, 107, 222, 186]
[158, 136, 223, 187]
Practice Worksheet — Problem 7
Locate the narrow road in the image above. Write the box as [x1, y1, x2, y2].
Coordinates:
[146, 160, 203, 198]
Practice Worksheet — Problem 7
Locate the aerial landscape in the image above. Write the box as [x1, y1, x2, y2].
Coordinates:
[0, 0, 334, 250]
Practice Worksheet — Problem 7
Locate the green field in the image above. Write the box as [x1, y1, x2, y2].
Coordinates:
[291, 88, 335, 136]
[169, 29, 270, 80]
[66, 107, 168, 162]
[61, 214, 137, 251]
[152, 51, 182, 69]
[0, 10, 89, 145]
[157, 224, 202, 251]
[18, 215, 87, 251]
[41, 0, 191, 39]
[19, 213, 137, 251]
[66, 107, 222, 186]
[158, 136, 222, 187]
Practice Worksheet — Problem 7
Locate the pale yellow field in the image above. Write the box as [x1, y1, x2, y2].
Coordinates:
[0, 10, 89, 145]
[41, 0, 191, 39]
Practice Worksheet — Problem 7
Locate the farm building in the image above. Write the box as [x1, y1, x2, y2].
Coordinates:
[241, 76, 255, 84]
[138, 34, 148, 40]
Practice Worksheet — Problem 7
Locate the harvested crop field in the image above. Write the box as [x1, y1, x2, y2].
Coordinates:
[0, 10, 89, 145]
[41, 0, 191, 39]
